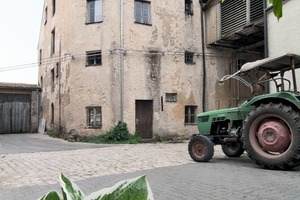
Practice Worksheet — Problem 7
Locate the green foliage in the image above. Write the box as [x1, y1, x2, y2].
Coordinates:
[48, 129, 60, 138]
[79, 122, 141, 144]
[38, 173, 154, 200]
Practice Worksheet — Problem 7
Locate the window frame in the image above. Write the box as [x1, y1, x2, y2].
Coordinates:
[185, 0, 193, 15]
[51, 28, 55, 56]
[184, 105, 197, 124]
[87, 0, 103, 24]
[185, 51, 195, 64]
[86, 50, 102, 66]
[134, 1, 151, 25]
[166, 93, 178, 103]
[86, 106, 102, 128]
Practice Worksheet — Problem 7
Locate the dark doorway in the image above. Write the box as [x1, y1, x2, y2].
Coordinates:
[135, 100, 153, 139]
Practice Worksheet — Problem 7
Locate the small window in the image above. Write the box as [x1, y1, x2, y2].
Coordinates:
[87, 107, 102, 128]
[185, 106, 197, 124]
[39, 49, 42, 66]
[52, 0, 56, 16]
[51, 68, 55, 91]
[87, 0, 103, 23]
[51, 29, 55, 55]
[185, 0, 193, 15]
[86, 51, 102, 66]
[166, 93, 178, 102]
[134, 1, 151, 25]
[185, 51, 195, 64]
[44, 7, 48, 25]
[51, 103, 54, 124]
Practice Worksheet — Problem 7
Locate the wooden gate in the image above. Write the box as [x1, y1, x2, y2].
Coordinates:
[0, 94, 31, 134]
[135, 100, 153, 139]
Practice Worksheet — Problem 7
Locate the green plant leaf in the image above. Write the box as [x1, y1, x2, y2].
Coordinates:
[85, 175, 154, 200]
[269, 0, 283, 20]
[38, 191, 62, 200]
[60, 173, 85, 200]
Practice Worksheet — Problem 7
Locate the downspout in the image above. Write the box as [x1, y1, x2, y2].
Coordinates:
[120, 0, 124, 122]
[264, 0, 268, 58]
[199, 1, 207, 112]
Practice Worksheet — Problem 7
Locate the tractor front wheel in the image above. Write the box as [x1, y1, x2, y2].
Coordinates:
[243, 103, 300, 170]
[221, 142, 244, 157]
[188, 135, 214, 162]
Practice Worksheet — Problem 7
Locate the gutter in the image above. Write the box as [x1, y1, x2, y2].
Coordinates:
[120, 0, 124, 122]
[264, 0, 273, 58]
[199, 0, 207, 112]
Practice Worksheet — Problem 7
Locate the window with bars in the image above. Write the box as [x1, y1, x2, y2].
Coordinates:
[86, 51, 102, 66]
[134, 1, 151, 25]
[185, 106, 197, 124]
[185, 51, 195, 64]
[87, 107, 102, 128]
[87, 0, 103, 23]
[185, 0, 193, 15]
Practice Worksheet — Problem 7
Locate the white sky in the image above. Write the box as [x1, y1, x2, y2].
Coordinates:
[0, 1, 44, 84]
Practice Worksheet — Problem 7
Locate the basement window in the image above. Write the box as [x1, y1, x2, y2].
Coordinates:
[86, 50, 102, 66]
[185, 0, 193, 15]
[185, 106, 197, 124]
[166, 93, 177, 103]
[185, 51, 195, 64]
[86, 107, 102, 128]
[134, 1, 151, 25]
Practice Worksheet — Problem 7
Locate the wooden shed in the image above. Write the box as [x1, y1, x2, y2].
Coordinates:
[0, 82, 41, 134]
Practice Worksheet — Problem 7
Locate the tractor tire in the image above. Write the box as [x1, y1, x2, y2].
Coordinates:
[242, 103, 300, 170]
[221, 142, 244, 157]
[188, 135, 214, 162]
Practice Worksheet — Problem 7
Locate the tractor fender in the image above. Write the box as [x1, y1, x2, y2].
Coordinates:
[244, 92, 300, 111]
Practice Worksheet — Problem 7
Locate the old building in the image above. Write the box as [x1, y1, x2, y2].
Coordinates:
[38, 0, 265, 138]
[0, 83, 40, 134]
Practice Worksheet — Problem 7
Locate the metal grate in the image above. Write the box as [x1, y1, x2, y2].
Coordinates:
[221, 0, 263, 36]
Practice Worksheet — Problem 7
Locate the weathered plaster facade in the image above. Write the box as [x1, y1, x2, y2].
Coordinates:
[38, 0, 257, 138]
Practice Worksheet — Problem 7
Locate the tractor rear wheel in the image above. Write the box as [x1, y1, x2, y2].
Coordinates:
[221, 142, 244, 157]
[243, 103, 300, 170]
[188, 135, 214, 162]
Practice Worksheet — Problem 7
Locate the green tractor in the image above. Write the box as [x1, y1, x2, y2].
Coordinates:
[188, 53, 300, 170]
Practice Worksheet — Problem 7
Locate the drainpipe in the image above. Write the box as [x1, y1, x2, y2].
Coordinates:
[199, 0, 207, 112]
[120, 0, 124, 122]
[264, 0, 272, 58]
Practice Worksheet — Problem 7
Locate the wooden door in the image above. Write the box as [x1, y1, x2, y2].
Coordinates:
[135, 100, 153, 139]
[0, 94, 31, 134]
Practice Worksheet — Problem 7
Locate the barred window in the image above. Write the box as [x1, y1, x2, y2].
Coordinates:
[185, 51, 195, 64]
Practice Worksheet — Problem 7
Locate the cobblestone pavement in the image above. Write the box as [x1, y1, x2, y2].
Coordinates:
[0, 141, 225, 190]
[1, 134, 300, 200]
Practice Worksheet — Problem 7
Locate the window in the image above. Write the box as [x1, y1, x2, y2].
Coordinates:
[52, 0, 56, 16]
[185, 106, 197, 124]
[185, 51, 195, 64]
[87, 107, 102, 128]
[86, 50, 102, 66]
[166, 93, 177, 102]
[51, 29, 55, 55]
[44, 7, 48, 25]
[185, 0, 193, 15]
[39, 49, 42, 65]
[87, 0, 103, 23]
[51, 103, 54, 124]
[51, 68, 55, 91]
[134, 1, 151, 25]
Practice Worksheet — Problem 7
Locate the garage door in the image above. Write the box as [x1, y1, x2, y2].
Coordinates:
[0, 94, 31, 134]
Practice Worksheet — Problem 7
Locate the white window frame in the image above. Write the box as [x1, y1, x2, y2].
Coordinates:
[134, 1, 151, 25]
[87, 0, 103, 23]
[86, 107, 102, 128]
